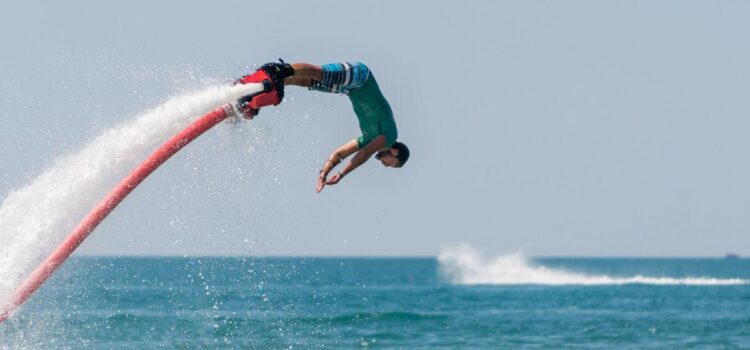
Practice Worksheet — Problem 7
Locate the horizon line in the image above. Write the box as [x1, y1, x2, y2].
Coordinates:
[72, 254, 745, 260]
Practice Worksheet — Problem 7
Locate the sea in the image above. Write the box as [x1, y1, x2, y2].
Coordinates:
[1, 255, 749, 349]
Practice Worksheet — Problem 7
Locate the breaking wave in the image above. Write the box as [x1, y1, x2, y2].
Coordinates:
[438, 245, 747, 286]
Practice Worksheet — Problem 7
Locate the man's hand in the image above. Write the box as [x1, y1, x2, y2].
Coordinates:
[316, 139, 359, 193]
[325, 172, 343, 186]
[316, 172, 343, 193]
[316, 172, 327, 193]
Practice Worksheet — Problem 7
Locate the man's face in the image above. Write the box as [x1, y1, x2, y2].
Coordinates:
[376, 148, 401, 168]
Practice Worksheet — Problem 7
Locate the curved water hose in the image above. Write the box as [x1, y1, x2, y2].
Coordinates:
[0, 103, 238, 323]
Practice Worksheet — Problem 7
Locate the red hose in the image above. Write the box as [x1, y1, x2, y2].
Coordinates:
[0, 103, 235, 323]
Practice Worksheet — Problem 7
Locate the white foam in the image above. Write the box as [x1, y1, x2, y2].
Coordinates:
[438, 245, 748, 286]
[0, 83, 262, 304]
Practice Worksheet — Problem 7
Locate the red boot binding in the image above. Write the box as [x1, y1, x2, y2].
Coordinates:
[235, 60, 293, 119]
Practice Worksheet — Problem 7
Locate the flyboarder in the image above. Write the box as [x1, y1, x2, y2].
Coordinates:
[234, 60, 409, 193]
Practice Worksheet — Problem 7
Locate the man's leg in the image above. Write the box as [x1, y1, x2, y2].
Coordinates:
[235, 62, 323, 119]
[284, 63, 323, 88]
[293, 62, 370, 94]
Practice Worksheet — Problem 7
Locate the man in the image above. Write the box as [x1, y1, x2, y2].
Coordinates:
[235, 60, 409, 193]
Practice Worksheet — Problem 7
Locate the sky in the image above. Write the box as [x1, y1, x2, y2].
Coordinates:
[0, 0, 748, 257]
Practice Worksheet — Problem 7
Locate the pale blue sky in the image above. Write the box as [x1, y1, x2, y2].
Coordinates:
[1, 1, 748, 256]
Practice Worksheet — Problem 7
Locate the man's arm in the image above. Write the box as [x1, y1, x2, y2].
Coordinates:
[317, 135, 388, 192]
[316, 139, 358, 193]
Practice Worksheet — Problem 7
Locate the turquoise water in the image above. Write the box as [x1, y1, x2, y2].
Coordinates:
[1, 257, 749, 349]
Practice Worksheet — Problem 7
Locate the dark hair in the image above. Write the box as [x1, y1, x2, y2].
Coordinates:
[392, 141, 410, 167]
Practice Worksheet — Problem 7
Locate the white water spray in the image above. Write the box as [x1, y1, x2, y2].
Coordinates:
[438, 245, 748, 286]
[0, 83, 259, 304]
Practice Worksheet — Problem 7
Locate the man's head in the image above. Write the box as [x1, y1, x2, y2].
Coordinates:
[375, 141, 410, 168]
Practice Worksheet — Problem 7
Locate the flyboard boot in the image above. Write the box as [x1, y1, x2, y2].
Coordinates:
[234, 59, 294, 120]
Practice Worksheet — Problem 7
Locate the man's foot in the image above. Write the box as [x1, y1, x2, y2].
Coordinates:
[236, 80, 274, 119]
[260, 59, 295, 84]
[233, 59, 293, 119]
[237, 103, 259, 120]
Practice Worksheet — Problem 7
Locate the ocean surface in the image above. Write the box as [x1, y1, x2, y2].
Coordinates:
[1, 256, 749, 349]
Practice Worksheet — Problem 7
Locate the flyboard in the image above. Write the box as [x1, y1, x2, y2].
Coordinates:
[0, 83, 263, 323]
